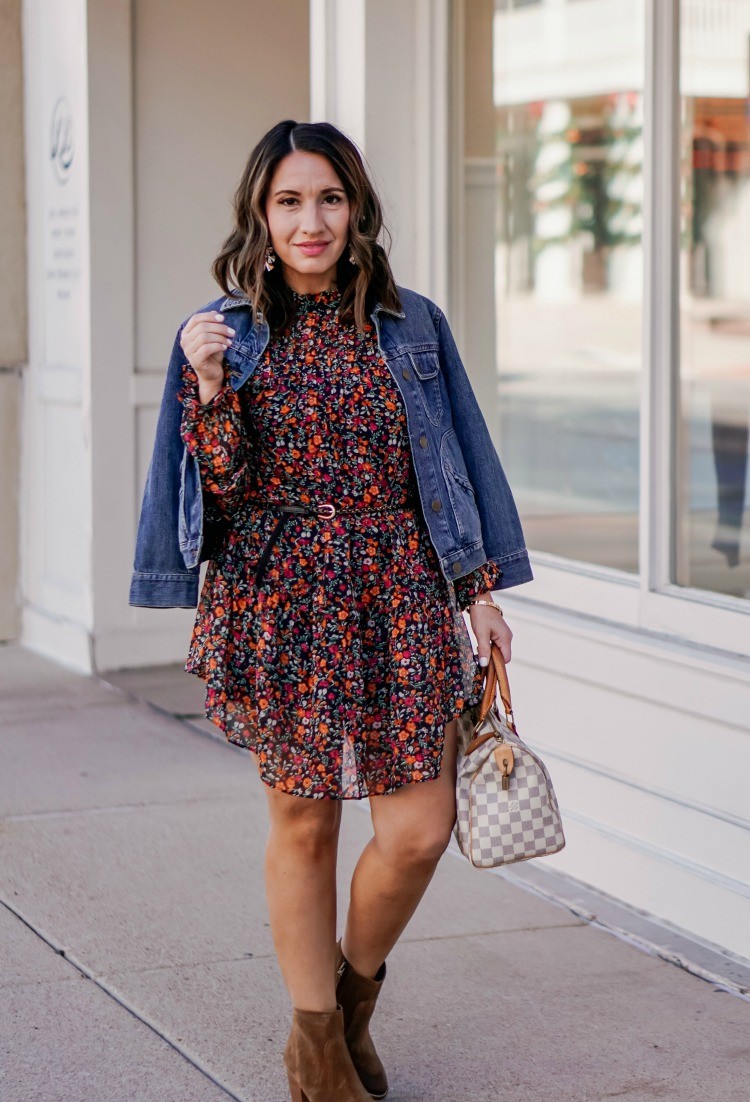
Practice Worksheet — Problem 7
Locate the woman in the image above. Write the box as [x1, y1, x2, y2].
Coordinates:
[131, 119, 532, 1102]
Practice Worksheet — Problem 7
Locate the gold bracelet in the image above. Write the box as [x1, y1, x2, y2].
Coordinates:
[469, 599, 503, 614]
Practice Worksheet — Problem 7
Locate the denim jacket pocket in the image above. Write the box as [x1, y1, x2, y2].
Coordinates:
[439, 427, 483, 545]
[408, 349, 443, 426]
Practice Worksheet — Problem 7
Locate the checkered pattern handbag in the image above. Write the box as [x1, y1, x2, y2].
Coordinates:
[454, 643, 565, 868]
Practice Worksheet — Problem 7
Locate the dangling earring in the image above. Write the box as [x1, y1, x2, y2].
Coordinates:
[264, 244, 276, 272]
[348, 247, 358, 267]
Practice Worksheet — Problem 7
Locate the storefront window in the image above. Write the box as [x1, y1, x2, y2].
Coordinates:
[676, 1, 750, 598]
[461, 0, 644, 572]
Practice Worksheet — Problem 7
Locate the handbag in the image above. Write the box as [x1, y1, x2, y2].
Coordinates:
[453, 641, 565, 868]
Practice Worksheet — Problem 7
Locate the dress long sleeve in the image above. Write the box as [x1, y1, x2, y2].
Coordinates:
[453, 559, 504, 612]
[177, 362, 253, 516]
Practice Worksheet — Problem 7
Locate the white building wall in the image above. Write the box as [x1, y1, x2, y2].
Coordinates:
[21, 0, 310, 673]
[106, 0, 310, 671]
[17, 0, 750, 964]
[504, 602, 750, 961]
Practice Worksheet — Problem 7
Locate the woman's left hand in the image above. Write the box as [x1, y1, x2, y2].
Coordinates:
[468, 594, 512, 666]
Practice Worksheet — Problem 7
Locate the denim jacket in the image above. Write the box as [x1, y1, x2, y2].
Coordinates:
[128, 285, 533, 608]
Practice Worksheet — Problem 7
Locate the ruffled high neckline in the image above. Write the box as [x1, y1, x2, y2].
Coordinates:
[291, 287, 341, 309]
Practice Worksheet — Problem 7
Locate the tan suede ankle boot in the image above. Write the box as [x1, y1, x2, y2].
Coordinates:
[335, 940, 389, 1100]
[283, 1005, 372, 1102]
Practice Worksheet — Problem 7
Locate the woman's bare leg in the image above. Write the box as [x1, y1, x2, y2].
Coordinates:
[340, 718, 459, 978]
[255, 753, 343, 1012]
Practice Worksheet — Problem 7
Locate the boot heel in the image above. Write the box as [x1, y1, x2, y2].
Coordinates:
[286, 1072, 307, 1102]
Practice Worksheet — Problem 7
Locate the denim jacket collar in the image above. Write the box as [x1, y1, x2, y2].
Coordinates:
[217, 287, 406, 320]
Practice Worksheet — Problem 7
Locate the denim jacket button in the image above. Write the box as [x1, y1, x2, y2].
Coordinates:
[402, 368, 410, 380]
[419, 435, 428, 448]
[431, 498, 442, 512]
[452, 561, 462, 574]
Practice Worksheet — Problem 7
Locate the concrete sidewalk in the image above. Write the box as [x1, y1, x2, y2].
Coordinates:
[1, 643, 749, 1102]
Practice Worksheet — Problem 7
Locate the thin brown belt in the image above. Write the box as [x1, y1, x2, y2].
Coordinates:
[244, 496, 418, 586]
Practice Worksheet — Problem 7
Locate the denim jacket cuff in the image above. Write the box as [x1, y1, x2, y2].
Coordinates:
[128, 570, 199, 609]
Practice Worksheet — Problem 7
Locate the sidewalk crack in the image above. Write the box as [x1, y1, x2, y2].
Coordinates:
[0, 896, 250, 1101]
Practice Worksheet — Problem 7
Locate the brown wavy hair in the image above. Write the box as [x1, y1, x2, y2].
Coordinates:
[212, 120, 402, 333]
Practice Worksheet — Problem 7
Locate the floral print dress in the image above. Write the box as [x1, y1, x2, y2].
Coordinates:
[177, 288, 502, 799]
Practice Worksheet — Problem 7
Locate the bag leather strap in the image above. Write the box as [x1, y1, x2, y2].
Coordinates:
[462, 643, 516, 756]
[477, 642, 515, 731]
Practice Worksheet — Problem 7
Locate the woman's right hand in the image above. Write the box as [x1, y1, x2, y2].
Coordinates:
[180, 311, 236, 401]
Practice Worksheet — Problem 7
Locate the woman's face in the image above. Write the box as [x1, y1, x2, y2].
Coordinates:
[265, 150, 351, 294]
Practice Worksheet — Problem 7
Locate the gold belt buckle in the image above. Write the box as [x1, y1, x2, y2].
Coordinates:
[317, 502, 336, 520]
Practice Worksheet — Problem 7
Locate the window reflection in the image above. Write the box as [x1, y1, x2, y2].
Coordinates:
[463, 0, 643, 572]
[677, 1, 750, 597]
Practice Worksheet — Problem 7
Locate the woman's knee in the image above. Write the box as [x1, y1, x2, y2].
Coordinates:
[377, 810, 455, 871]
[266, 790, 341, 860]
[404, 830, 453, 870]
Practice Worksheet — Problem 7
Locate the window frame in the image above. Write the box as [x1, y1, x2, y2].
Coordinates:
[450, 0, 750, 659]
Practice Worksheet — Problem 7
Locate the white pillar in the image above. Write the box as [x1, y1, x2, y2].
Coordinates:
[22, 0, 138, 674]
[310, 0, 451, 309]
[22, 0, 98, 670]
[0, 0, 26, 643]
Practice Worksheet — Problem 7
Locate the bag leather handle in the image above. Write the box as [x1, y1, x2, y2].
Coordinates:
[477, 642, 515, 731]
